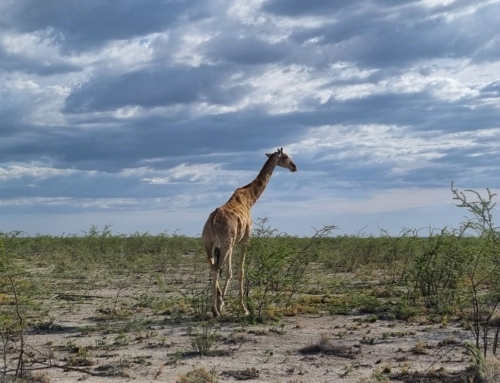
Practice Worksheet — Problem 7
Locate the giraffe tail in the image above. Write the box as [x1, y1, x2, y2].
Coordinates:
[214, 246, 221, 264]
[211, 208, 222, 276]
[214, 246, 222, 276]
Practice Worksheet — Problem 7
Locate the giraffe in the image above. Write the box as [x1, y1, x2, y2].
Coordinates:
[201, 148, 297, 317]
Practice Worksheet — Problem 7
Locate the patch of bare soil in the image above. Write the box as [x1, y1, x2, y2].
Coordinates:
[8, 295, 477, 383]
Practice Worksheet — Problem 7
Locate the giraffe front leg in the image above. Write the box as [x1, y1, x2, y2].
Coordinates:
[238, 243, 249, 316]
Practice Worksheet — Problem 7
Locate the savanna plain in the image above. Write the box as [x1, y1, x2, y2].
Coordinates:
[3, 186, 500, 383]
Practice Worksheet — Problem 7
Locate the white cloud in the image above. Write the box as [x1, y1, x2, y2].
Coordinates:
[103, 36, 156, 67]
[5, 77, 40, 92]
[227, 0, 267, 26]
[289, 124, 500, 174]
[0, 165, 77, 180]
[421, 0, 457, 7]
[242, 64, 331, 113]
[137, 163, 253, 186]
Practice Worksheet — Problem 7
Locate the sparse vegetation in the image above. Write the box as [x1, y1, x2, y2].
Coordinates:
[189, 320, 219, 356]
[177, 367, 218, 383]
[1, 184, 500, 381]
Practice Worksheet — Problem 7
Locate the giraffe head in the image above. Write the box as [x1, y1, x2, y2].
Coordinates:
[266, 147, 297, 172]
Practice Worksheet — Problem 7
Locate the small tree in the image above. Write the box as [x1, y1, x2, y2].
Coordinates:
[406, 227, 470, 312]
[244, 218, 334, 321]
[451, 183, 500, 356]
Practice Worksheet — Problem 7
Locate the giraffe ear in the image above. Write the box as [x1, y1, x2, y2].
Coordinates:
[266, 153, 272, 158]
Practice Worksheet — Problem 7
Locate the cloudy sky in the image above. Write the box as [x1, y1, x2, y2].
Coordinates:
[1, 0, 499, 237]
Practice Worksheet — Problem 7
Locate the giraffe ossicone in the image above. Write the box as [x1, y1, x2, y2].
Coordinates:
[201, 147, 297, 317]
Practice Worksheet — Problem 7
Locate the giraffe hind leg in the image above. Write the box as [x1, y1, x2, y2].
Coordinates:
[211, 267, 222, 317]
[220, 248, 233, 308]
[211, 245, 229, 317]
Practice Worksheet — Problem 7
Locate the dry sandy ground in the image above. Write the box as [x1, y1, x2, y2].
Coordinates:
[15, 307, 474, 383]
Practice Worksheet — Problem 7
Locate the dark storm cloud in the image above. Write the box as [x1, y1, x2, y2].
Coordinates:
[0, 94, 38, 137]
[0, 109, 24, 135]
[326, 163, 395, 185]
[4, 80, 500, 174]
[397, 165, 458, 186]
[480, 80, 500, 98]
[266, 0, 500, 68]
[0, 47, 82, 75]
[261, 0, 366, 17]
[0, 170, 187, 200]
[304, 146, 499, 191]
[0, 126, 150, 172]
[202, 34, 289, 65]
[275, 92, 498, 134]
[0, 0, 209, 53]
[63, 65, 252, 113]
[0, 110, 279, 171]
[408, 148, 500, 189]
[298, 147, 403, 188]
[436, 147, 500, 169]
[262, 0, 485, 17]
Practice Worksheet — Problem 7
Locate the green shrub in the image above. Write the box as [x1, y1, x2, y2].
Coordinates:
[244, 218, 334, 321]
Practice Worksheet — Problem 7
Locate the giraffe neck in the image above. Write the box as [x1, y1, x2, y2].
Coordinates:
[243, 154, 278, 207]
